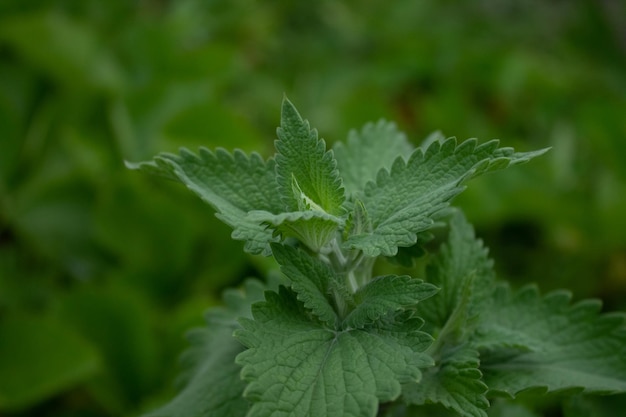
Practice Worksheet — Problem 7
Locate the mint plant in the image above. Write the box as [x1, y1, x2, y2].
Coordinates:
[128, 98, 626, 417]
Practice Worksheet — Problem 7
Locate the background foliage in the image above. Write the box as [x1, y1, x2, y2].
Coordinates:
[0, 1, 625, 416]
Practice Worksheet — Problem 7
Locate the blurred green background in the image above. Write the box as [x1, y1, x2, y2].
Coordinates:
[1, 1, 625, 416]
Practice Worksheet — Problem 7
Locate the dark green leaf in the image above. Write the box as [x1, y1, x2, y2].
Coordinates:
[475, 285, 626, 397]
[403, 345, 489, 417]
[0, 316, 100, 411]
[235, 287, 433, 417]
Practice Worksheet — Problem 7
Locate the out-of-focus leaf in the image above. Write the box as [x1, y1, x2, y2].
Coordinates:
[563, 393, 626, 417]
[57, 284, 160, 413]
[0, 315, 100, 411]
[163, 100, 267, 153]
[487, 400, 540, 417]
[0, 12, 123, 92]
[10, 174, 99, 280]
[0, 63, 36, 183]
[95, 176, 249, 299]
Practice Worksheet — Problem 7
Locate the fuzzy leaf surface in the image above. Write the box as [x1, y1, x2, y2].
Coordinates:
[275, 98, 344, 215]
[235, 287, 433, 417]
[403, 345, 489, 417]
[248, 210, 343, 253]
[333, 120, 413, 197]
[419, 211, 495, 336]
[270, 243, 347, 327]
[344, 275, 438, 329]
[344, 199, 373, 239]
[344, 138, 548, 257]
[127, 148, 282, 255]
[145, 279, 272, 417]
[474, 285, 626, 397]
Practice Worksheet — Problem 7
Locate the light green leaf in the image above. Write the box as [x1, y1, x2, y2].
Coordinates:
[345, 138, 549, 257]
[474, 285, 626, 397]
[248, 210, 343, 253]
[145, 279, 272, 417]
[419, 211, 495, 337]
[235, 287, 433, 417]
[333, 120, 413, 197]
[403, 345, 489, 417]
[270, 243, 347, 326]
[344, 199, 373, 239]
[275, 98, 345, 215]
[126, 148, 282, 255]
[344, 275, 438, 329]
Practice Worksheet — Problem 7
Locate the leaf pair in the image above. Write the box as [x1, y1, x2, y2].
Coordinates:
[128, 97, 548, 259]
[235, 243, 438, 417]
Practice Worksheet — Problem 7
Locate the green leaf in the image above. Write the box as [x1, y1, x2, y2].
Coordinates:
[270, 243, 346, 326]
[419, 211, 495, 336]
[127, 148, 282, 255]
[333, 120, 413, 197]
[145, 279, 272, 417]
[235, 287, 433, 417]
[344, 138, 549, 257]
[275, 97, 345, 215]
[248, 210, 343, 253]
[344, 199, 373, 239]
[344, 275, 438, 329]
[473, 285, 626, 397]
[0, 316, 100, 411]
[403, 345, 489, 417]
